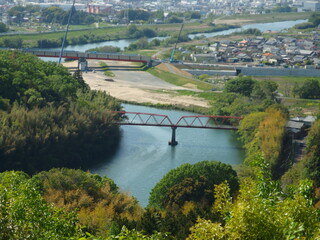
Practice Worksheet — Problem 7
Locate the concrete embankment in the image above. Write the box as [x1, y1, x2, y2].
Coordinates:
[182, 66, 320, 77]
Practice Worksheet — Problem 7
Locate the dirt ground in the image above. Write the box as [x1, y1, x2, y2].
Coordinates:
[63, 60, 209, 108]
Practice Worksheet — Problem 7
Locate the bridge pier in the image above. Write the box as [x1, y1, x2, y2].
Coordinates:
[168, 126, 178, 146]
[78, 57, 88, 71]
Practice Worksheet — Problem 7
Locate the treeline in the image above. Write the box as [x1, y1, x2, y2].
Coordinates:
[208, 76, 278, 117]
[118, 9, 201, 24]
[2, 158, 320, 239]
[9, 5, 98, 25]
[295, 12, 320, 29]
[0, 50, 122, 173]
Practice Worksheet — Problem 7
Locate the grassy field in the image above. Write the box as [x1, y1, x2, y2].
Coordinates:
[147, 67, 213, 91]
[254, 76, 320, 97]
[220, 12, 311, 23]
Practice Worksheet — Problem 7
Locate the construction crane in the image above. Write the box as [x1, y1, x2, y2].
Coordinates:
[58, 0, 76, 64]
[170, 23, 184, 63]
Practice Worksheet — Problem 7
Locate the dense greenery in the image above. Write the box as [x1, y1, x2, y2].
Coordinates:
[238, 107, 288, 175]
[149, 161, 239, 209]
[0, 22, 9, 33]
[0, 171, 83, 239]
[0, 50, 122, 173]
[293, 79, 320, 99]
[9, 5, 97, 25]
[34, 168, 142, 237]
[305, 119, 320, 185]
[188, 177, 320, 239]
[207, 76, 278, 117]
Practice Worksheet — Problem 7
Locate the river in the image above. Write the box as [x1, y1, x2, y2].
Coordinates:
[47, 19, 304, 207]
[46, 19, 306, 54]
[91, 104, 245, 207]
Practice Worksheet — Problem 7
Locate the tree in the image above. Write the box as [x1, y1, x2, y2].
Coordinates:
[34, 168, 143, 237]
[165, 16, 183, 23]
[309, 12, 320, 27]
[0, 22, 8, 33]
[0, 171, 82, 239]
[224, 76, 256, 97]
[188, 179, 320, 240]
[305, 120, 320, 185]
[296, 79, 320, 99]
[148, 161, 239, 209]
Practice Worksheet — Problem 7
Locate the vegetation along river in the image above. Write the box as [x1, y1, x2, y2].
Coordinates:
[90, 104, 245, 207]
[44, 19, 306, 54]
[43, 19, 305, 206]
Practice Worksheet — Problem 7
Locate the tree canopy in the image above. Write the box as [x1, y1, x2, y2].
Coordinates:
[148, 161, 239, 209]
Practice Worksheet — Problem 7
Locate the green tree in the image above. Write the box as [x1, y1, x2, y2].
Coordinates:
[305, 120, 320, 185]
[0, 171, 82, 239]
[224, 76, 256, 97]
[148, 161, 239, 209]
[189, 178, 320, 240]
[309, 12, 320, 27]
[0, 22, 9, 33]
[296, 79, 320, 99]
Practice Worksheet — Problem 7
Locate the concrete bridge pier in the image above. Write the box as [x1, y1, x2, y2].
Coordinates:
[168, 126, 178, 146]
[78, 57, 88, 71]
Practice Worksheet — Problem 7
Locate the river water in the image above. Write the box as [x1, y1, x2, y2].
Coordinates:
[45, 19, 304, 207]
[91, 104, 245, 207]
[46, 19, 306, 54]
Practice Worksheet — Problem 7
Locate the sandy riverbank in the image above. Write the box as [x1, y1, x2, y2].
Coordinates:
[63, 60, 210, 108]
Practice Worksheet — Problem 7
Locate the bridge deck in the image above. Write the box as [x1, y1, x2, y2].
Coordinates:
[112, 111, 242, 130]
[21, 49, 152, 63]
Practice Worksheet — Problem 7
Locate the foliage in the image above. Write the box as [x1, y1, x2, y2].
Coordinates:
[0, 50, 84, 108]
[209, 92, 274, 117]
[81, 226, 173, 240]
[238, 107, 287, 173]
[271, 4, 297, 13]
[126, 25, 157, 39]
[238, 28, 261, 36]
[0, 171, 82, 239]
[224, 76, 256, 97]
[0, 50, 122, 173]
[41, 6, 97, 25]
[33, 168, 143, 237]
[148, 161, 239, 209]
[0, 100, 121, 173]
[305, 120, 320, 186]
[0, 22, 9, 33]
[165, 16, 183, 24]
[309, 12, 320, 27]
[293, 79, 320, 99]
[1, 37, 23, 48]
[237, 112, 268, 145]
[294, 22, 315, 29]
[188, 178, 320, 240]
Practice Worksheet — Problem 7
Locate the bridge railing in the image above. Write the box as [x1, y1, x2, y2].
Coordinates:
[111, 111, 243, 130]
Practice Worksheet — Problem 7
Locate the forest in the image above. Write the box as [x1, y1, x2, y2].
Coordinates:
[0, 50, 320, 239]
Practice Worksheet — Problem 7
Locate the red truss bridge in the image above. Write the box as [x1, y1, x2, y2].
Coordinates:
[111, 111, 243, 146]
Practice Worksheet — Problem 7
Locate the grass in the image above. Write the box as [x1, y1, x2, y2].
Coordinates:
[146, 67, 213, 91]
[99, 62, 115, 77]
[221, 12, 311, 23]
[254, 76, 320, 97]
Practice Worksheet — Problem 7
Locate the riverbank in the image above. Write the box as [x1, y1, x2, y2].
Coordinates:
[63, 60, 210, 109]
